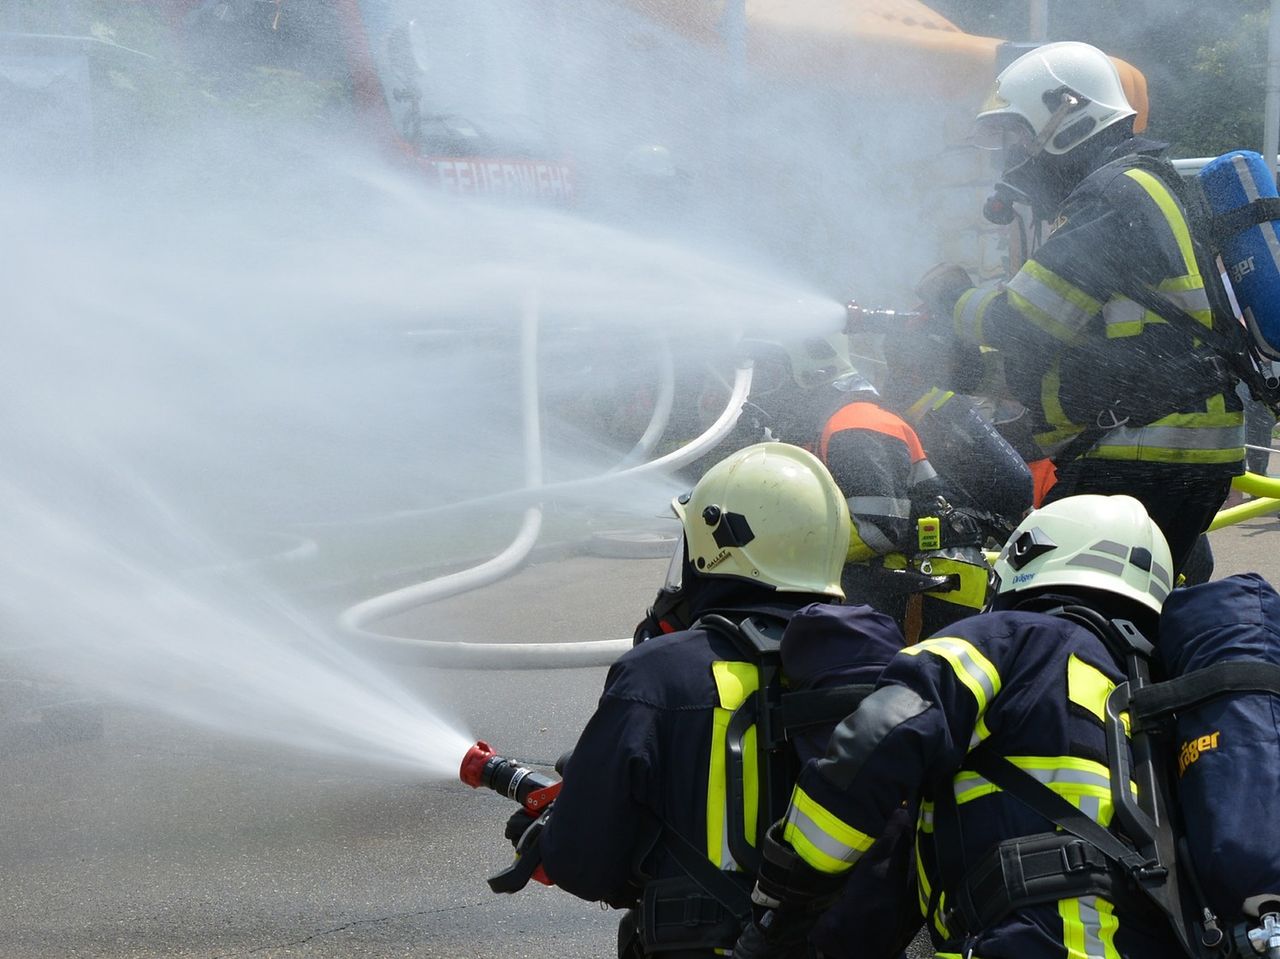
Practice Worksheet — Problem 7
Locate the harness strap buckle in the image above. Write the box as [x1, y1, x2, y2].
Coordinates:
[1096, 407, 1130, 430]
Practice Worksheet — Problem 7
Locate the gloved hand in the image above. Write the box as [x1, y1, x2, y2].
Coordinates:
[504, 804, 552, 851]
[732, 906, 812, 959]
[751, 821, 847, 910]
[914, 262, 973, 325]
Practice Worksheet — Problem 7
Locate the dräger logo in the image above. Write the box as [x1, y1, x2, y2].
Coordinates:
[1012, 572, 1036, 585]
[1178, 730, 1220, 776]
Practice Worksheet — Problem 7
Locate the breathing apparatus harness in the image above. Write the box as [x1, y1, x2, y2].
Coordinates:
[930, 600, 1280, 958]
[1043, 152, 1280, 467]
[633, 611, 877, 953]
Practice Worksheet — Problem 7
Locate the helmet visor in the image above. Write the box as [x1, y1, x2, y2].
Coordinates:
[970, 114, 1037, 153]
[663, 532, 685, 592]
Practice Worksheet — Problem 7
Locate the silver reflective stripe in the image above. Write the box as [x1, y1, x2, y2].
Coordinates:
[954, 763, 1111, 805]
[1093, 423, 1245, 452]
[1008, 269, 1097, 335]
[1150, 581, 1170, 604]
[1238, 154, 1280, 278]
[1077, 895, 1110, 958]
[851, 516, 898, 555]
[785, 804, 868, 867]
[918, 805, 935, 832]
[1068, 553, 1126, 576]
[956, 285, 999, 343]
[913, 639, 998, 710]
[1151, 561, 1172, 590]
[1077, 794, 1102, 826]
[1102, 297, 1143, 330]
[910, 459, 939, 484]
[847, 495, 912, 519]
[1092, 540, 1128, 558]
[1103, 288, 1210, 332]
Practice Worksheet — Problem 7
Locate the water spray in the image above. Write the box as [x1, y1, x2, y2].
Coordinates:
[459, 740, 561, 892]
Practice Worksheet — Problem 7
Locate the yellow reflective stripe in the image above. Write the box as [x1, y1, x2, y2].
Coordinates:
[918, 799, 935, 834]
[1067, 654, 1116, 726]
[1035, 358, 1083, 452]
[920, 556, 990, 610]
[1102, 281, 1211, 339]
[1123, 167, 1199, 277]
[915, 828, 931, 916]
[783, 786, 875, 874]
[1061, 895, 1123, 959]
[955, 285, 999, 345]
[846, 522, 878, 563]
[1007, 260, 1102, 344]
[905, 387, 955, 421]
[902, 636, 1001, 714]
[707, 661, 760, 868]
[1085, 417, 1245, 464]
[712, 661, 757, 711]
[950, 755, 1134, 828]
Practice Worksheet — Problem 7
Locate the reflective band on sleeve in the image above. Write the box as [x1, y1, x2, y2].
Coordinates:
[902, 636, 1001, 714]
[846, 495, 912, 519]
[955, 285, 1000, 345]
[850, 515, 898, 556]
[782, 786, 875, 874]
[909, 458, 939, 484]
[1007, 261, 1102, 343]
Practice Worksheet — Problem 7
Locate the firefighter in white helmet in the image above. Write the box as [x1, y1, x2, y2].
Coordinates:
[504, 443, 916, 958]
[904, 41, 1243, 582]
[735, 494, 1184, 959]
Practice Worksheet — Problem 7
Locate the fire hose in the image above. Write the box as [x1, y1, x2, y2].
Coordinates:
[338, 292, 754, 669]
[459, 740, 561, 892]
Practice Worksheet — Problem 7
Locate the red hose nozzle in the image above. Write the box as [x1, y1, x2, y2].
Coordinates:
[460, 740, 496, 789]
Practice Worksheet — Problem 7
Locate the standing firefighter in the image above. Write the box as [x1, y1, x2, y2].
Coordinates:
[912, 41, 1244, 576]
[734, 494, 1185, 959]
[505, 443, 913, 958]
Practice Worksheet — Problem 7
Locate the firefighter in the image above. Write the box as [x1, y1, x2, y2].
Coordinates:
[733, 494, 1184, 959]
[910, 41, 1244, 577]
[507, 443, 912, 958]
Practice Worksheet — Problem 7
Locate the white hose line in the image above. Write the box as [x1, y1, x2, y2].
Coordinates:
[339, 306, 754, 669]
[614, 334, 676, 470]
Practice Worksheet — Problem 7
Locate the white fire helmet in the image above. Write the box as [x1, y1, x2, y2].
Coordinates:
[974, 41, 1137, 159]
[993, 494, 1173, 615]
[672, 443, 849, 599]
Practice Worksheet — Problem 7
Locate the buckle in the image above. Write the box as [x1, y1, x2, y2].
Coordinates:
[1096, 407, 1130, 430]
[1061, 839, 1098, 873]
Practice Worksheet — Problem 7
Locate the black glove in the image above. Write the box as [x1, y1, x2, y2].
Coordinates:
[914, 262, 973, 325]
[504, 804, 552, 851]
[731, 905, 813, 959]
[752, 821, 846, 910]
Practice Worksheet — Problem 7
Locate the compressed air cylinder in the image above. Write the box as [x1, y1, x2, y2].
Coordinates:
[1157, 573, 1280, 922]
[1199, 151, 1280, 360]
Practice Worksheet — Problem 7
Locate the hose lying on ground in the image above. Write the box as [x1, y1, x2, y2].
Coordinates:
[338, 293, 754, 669]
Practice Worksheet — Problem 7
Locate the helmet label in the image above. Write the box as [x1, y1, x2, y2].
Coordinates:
[704, 549, 733, 571]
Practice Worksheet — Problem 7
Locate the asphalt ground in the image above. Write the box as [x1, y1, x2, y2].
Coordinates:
[2, 516, 1278, 958]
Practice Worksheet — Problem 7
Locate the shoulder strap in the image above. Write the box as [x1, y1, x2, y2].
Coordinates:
[655, 818, 754, 921]
[1130, 660, 1280, 726]
[698, 611, 877, 873]
[966, 744, 1153, 873]
[780, 684, 876, 731]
